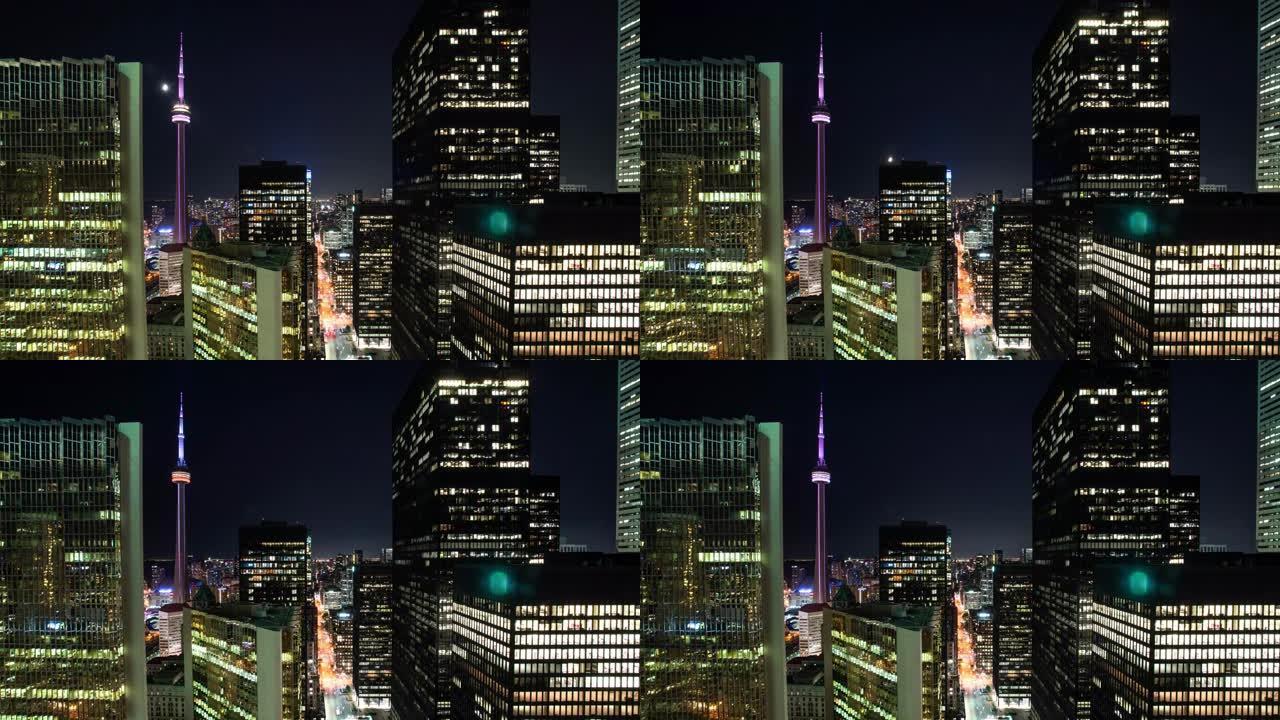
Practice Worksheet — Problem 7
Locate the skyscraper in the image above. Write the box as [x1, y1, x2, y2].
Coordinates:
[811, 395, 830, 604]
[878, 521, 951, 606]
[1031, 0, 1173, 360]
[449, 194, 640, 359]
[639, 416, 786, 720]
[616, 0, 641, 193]
[1259, 361, 1280, 553]
[0, 418, 146, 719]
[186, 602, 304, 720]
[992, 201, 1033, 352]
[640, 58, 786, 360]
[616, 359, 641, 553]
[1030, 363, 1201, 720]
[0, 57, 146, 359]
[824, 603, 945, 720]
[391, 364, 560, 720]
[186, 243, 307, 360]
[172, 394, 191, 605]
[162, 34, 192, 298]
[451, 554, 641, 719]
[1091, 554, 1280, 719]
[878, 160, 955, 356]
[352, 201, 395, 351]
[825, 242, 947, 360]
[812, 35, 831, 249]
[391, 0, 548, 360]
[237, 161, 317, 356]
[992, 561, 1033, 710]
[353, 560, 393, 710]
[1260, 0, 1280, 192]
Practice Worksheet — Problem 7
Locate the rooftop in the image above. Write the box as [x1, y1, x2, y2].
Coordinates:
[193, 243, 295, 272]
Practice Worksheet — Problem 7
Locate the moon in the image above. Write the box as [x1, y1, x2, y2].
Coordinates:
[162, 83, 170, 93]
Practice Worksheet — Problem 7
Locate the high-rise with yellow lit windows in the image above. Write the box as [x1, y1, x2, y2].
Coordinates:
[0, 57, 146, 359]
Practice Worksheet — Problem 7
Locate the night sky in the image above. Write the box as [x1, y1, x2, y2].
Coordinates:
[2, 0, 617, 198]
[641, 362, 1257, 559]
[644, 0, 1256, 198]
[0, 362, 618, 560]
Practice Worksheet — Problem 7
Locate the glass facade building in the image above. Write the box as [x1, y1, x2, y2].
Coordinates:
[185, 243, 305, 360]
[239, 522, 311, 605]
[1169, 114, 1202, 203]
[0, 418, 145, 720]
[186, 603, 303, 720]
[0, 57, 146, 359]
[452, 554, 641, 719]
[638, 416, 785, 720]
[1031, 0, 1173, 360]
[616, 0, 641, 193]
[1092, 195, 1280, 359]
[616, 359, 641, 554]
[1261, 0, 1280, 192]
[992, 202, 1033, 351]
[353, 201, 394, 350]
[391, 363, 560, 720]
[451, 194, 640, 359]
[1259, 361, 1280, 553]
[826, 242, 946, 361]
[824, 603, 944, 720]
[639, 58, 786, 360]
[1091, 554, 1280, 719]
[1031, 363, 1201, 720]
[879, 522, 951, 606]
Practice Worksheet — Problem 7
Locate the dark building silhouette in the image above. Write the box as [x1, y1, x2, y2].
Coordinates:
[353, 201, 395, 350]
[993, 201, 1033, 352]
[353, 560, 393, 710]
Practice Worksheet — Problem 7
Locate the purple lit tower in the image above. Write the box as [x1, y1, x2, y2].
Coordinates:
[171, 34, 191, 248]
[811, 34, 831, 246]
[170, 393, 191, 604]
[811, 393, 831, 604]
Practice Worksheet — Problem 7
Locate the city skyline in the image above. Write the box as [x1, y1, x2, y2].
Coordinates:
[0, 362, 618, 558]
[0, 0, 617, 198]
[643, 0, 1256, 198]
[641, 361, 1256, 558]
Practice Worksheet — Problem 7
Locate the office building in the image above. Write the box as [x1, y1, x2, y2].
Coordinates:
[639, 416, 786, 720]
[992, 202, 1033, 351]
[159, 603, 185, 657]
[1260, 361, 1280, 553]
[392, 0, 546, 359]
[786, 658, 825, 720]
[0, 57, 146, 359]
[238, 161, 317, 356]
[330, 246, 353, 317]
[797, 603, 826, 657]
[879, 523, 951, 606]
[970, 606, 993, 675]
[971, 246, 993, 316]
[825, 242, 946, 360]
[353, 201, 395, 350]
[798, 243, 825, 298]
[530, 115, 561, 202]
[332, 606, 354, 676]
[159, 243, 185, 297]
[186, 243, 306, 360]
[392, 364, 560, 720]
[0, 418, 146, 719]
[1092, 195, 1280, 359]
[1092, 554, 1280, 719]
[450, 194, 640, 359]
[1169, 114, 1201, 202]
[787, 297, 829, 360]
[452, 554, 640, 719]
[640, 57, 786, 360]
[1260, 0, 1280, 192]
[616, 359, 641, 553]
[616, 0, 641, 193]
[878, 160, 955, 355]
[1032, 0, 1173, 360]
[186, 603, 303, 720]
[992, 561, 1033, 710]
[239, 522, 311, 604]
[353, 560, 393, 710]
[1031, 363, 1201, 720]
[147, 296, 187, 360]
[824, 602, 944, 720]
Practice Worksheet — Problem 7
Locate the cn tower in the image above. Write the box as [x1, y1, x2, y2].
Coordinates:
[811, 34, 831, 247]
[171, 33, 191, 248]
[171, 394, 191, 604]
[811, 394, 830, 604]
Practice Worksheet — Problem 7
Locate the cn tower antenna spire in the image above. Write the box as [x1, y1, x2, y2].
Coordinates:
[818, 33, 825, 105]
[177, 392, 186, 468]
[178, 32, 186, 103]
